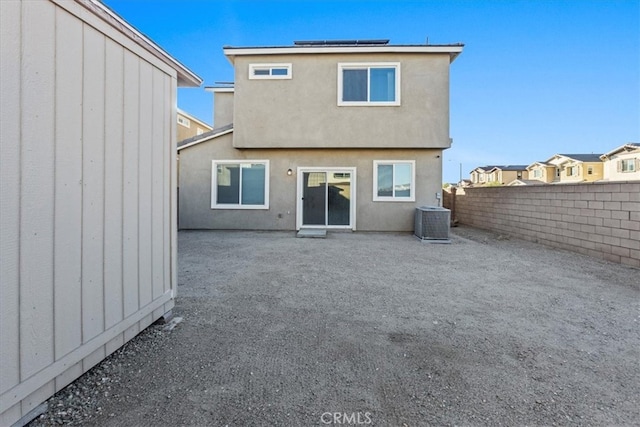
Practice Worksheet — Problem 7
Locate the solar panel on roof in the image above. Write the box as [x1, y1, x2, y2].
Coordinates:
[293, 39, 390, 46]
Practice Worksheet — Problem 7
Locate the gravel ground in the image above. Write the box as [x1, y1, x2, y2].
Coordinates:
[29, 226, 639, 426]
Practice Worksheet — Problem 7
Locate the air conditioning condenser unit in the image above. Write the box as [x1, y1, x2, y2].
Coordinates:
[414, 206, 451, 243]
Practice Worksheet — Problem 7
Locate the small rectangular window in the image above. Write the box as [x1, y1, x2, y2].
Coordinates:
[212, 160, 269, 209]
[373, 160, 415, 201]
[338, 62, 400, 106]
[249, 63, 292, 79]
[621, 159, 636, 172]
[177, 116, 190, 128]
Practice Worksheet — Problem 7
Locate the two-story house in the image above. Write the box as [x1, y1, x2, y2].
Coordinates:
[527, 154, 603, 183]
[526, 161, 557, 183]
[469, 165, 528, 186]
[600, 143, 640, 181]
[178, 40, 463, 231]
[469, 166, 499, 185]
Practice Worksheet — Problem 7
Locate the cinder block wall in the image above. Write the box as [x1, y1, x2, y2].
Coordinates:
[445, 182, 640, 267]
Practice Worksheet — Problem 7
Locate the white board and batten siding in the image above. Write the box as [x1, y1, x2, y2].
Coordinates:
[0, 1, 201, 425]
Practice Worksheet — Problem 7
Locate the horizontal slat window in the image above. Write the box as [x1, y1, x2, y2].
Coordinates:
[249, 63, 292, 80]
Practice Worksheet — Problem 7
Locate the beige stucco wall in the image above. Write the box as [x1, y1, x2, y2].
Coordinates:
[231, 52, 451, 149]
[528, 165, 556, 183]
[499, 170, 527, 184]
[178, 134, 444, 231]
[558, 162, 603, 183]
[214, 91, 234, 127]
[177, 112, 212, 142]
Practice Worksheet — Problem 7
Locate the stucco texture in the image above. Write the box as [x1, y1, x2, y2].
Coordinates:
[178, 133, 443, 231]
[232, 53, 451, 149]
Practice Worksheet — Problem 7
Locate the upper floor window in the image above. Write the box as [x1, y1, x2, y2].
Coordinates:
[533, 169, 542, 178]
[177, 115, 190, 128]
[338, 63, 400, 106]
[211, 160, 269, 209]
[249, 63, 292, 79]
[373, 160, 415, 201]
[619, 159, 637, 172]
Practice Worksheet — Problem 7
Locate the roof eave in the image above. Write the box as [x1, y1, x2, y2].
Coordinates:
[223, 44, 464, 64]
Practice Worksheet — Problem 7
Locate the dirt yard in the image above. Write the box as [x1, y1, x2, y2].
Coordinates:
[30, 227, 639, 426]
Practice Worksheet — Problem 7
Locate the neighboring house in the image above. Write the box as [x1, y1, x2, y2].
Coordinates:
[600, 143, 640, 181]
[176, 110, 213, 187]
[527, 161, 558, 183]
[492, 165, 528, 185]
[458, 179, 472, 187]
[177, 108, 213, 142]
[528, 154, 603, 184]
[545, 154, 604, 183]
[0, 1, 201, 425]
[178, 39, 464, 231]
[469, 165, 527, 186]
[470, 166, 500, 185]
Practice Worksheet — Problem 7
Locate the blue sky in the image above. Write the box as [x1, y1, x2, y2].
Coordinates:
[103, 0, 639, 183]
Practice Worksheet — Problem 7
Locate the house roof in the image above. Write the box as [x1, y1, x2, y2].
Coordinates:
[553, 154, 603, 163]
[177, 124, 233, 151]
[470, 165, 501, 173]
[177, 109, 213, 130]
[526, 161, 552, 170]
[600, 143, 640, 160]
[496, 165, 529, 171]
[88, 0, 201, 87]
[507, 179, 546, 186]
[223, 41, 465, 64]
[470, 165, 528, 173]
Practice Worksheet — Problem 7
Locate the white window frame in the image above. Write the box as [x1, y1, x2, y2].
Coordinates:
[177, 115, 190, 128]
[620, 159, 636, 172]
[211, 160, 270, 210]
[249, 63, 292, 80]
[337, 62, 401, 106]
[373, 160, 415, 202]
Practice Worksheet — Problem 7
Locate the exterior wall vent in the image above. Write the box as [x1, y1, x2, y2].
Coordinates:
[415, 206, 451, 242]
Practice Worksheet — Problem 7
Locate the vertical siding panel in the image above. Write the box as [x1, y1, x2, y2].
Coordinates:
[163, 75, 172, 294]
[138, 60, 153, 308]
[170, 77, 178, 298]
[151, 68, 164, 299]
[0, 0, 21, 394]
[104, 39, 124, 328]
[19, 0, 56, 379]
[122, 51, 139, 318]
[81, 26, 106, 342]
[53, 7, 83, 359]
